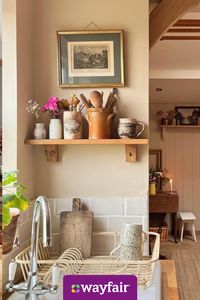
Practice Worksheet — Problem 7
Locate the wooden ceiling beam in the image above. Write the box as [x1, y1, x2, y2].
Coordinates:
[161, 36, 200, 40]
[173, 19, 200, 27]
[150, 0, 200, 49]
[168, 28, 200, 33]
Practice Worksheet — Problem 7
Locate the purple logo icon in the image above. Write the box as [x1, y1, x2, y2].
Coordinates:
[64, 275, 137, 300]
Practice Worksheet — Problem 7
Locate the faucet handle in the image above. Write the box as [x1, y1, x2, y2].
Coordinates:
[52, 264, 60, 287]
[9, 259, 17, 281]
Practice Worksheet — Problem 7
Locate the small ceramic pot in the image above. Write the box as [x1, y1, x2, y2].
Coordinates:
[63, 111, 82, 139]
[118, 118, 144, 139]
[34, 123, 46, 139]
[49, 118, 62, 139]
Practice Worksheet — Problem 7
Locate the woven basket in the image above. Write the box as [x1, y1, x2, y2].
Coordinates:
[15, 231, 160, 288]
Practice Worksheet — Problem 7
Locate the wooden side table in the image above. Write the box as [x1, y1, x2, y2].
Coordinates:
[149, 192, 179, 243]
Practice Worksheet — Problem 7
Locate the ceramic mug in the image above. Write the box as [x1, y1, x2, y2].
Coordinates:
[120, 223, 143, 246]
[110, 223, 144, 261]
[118, 118, 145, 139]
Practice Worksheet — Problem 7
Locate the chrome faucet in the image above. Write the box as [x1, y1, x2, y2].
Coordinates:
[6, 196, 60, 299]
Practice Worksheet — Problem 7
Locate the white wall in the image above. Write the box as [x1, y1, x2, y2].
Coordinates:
[33, 0, 149, 199]
[150, 103, 200, 230]
[2, 0, 35, 293]
[2, 0, 149, 292]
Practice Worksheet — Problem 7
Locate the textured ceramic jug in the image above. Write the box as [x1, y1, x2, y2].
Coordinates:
[63, 111, 82, 139]
[86, 108, 115, 139]
[119, 223, 143, 260]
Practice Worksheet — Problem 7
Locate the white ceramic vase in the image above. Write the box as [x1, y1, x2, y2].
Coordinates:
[34, 123, 46, 139]
[49, 118, 62, 139]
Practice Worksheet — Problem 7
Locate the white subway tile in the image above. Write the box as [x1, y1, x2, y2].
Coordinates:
[52, 215, 60, 233]
[124, 197, 147, 216]
[108, 216, 143, 232]
[93, 217, 108, 232]
[142, 216, 149, 232]
[51, 233, 60, 255]
[19, 220, 32, 244]
[91, 234, 115, 255]
[55, 198, 73, 214]
[89, 197, 124, 215]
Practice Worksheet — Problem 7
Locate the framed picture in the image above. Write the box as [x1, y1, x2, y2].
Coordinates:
[149, 149, 162, 191]
[57, 30, 124, 88]
[149, 149, 162, 171]
[175, 106, 200, 125]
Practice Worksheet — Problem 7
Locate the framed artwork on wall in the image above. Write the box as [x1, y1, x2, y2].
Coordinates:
[57, 30, 124, 88]
[149, 149, 162, 191]
[149, 149, 162, 171]
[175, 106, 200, 125]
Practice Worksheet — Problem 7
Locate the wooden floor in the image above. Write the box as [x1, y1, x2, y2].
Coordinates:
[161, 233, 200, 300]
[161, 260, 179, 300]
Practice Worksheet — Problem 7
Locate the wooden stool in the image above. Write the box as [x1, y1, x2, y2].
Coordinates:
[179, 212, 197, 242]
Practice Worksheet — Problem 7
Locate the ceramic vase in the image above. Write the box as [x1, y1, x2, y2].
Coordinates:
[119, 223, 143, 261]
[49, 118, 62, 139]
[63, 111, 82, 139]
[34, 123, 46, 139]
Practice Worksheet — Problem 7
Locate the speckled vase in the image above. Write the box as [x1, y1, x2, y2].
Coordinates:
[119, 223, 143, 261]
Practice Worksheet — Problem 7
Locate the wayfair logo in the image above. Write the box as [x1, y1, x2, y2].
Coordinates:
[71, 284, 80, 293]
[71, 281, 130, 296]
[64, 275, 137, 300]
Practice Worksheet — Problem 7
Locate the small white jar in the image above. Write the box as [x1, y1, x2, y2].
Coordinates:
[34, 123, 46, 139]
[49, 119, 62, 139]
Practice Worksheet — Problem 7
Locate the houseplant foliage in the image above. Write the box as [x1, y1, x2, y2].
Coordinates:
[2, 171, 30, 227]
[2, 171, 30, 254]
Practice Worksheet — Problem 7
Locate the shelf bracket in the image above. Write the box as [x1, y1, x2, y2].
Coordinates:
[43, 145, 58, 162]
[125, 144, 136, 162]
[161, 127, 167, 141]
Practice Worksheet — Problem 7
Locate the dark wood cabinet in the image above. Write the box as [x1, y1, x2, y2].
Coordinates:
[149, 192, 179, 242]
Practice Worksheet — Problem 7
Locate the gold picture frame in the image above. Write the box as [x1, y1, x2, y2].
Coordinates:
[57, 30, 124, 88]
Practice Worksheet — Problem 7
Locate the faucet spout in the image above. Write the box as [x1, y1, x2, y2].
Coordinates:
[30, 196, 52, 274]
[6, 196, 59, 299]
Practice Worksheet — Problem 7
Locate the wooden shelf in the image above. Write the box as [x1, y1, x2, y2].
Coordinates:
[160, 125, 200, 140]
[25, 139, 148, 162]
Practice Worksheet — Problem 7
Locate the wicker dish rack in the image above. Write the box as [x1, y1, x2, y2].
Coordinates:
[15, 231, 160, 288]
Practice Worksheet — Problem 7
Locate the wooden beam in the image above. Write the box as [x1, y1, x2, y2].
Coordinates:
[173, 19, 200, 27]
[161, 35, 200, 40]
[168, 28, 200, 33]
[150, 0, 200, 49]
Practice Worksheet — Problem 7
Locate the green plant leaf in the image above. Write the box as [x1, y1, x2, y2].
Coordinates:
[2, 193, 16, 205]
[2, 206, 12, 227]
[8, 195, 30, 211]
[14, 182, 26, 192]
[2, 171, 18, 186]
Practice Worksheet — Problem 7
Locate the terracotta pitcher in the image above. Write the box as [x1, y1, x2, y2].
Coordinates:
[86, 108, 115, 139]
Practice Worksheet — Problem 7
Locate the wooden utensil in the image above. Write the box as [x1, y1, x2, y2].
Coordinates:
[80, 93, 90, 108]
[89, 90, 103, 108]
[60, 199, 93, 258]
